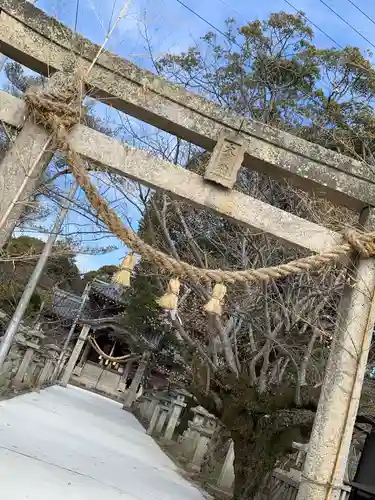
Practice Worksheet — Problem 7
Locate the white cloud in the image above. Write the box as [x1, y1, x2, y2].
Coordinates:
[75, 253, 97, 273]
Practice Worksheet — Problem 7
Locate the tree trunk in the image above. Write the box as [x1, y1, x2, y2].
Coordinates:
[232, 431, 277, 500]
[195, 381, 314, 499]
[231, 425, 303, 500]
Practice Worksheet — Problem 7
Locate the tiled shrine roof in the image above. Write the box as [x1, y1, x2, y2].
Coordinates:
[91, 279, 127, 305]
[51, 288, 94, 320]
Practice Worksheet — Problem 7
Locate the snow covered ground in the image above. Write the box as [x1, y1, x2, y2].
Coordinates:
[0, 385, 206, 500]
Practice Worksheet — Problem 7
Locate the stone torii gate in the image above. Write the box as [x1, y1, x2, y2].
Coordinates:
[1, 1, 375, 499]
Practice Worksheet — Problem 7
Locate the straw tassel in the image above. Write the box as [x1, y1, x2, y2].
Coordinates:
[156, 278, 180, 311]
[204, 283, 227, 316]
[112, 253, 137, 287]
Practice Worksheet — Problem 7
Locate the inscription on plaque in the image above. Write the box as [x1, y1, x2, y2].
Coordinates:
[204, 132, 245, 188]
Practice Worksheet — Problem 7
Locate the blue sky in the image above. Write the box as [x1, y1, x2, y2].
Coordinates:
[4, 0, 375, 272]
[36, 0, 375, 58]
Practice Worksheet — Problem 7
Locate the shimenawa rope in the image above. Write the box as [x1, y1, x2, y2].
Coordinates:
[88, 336, 136, 363]
[24, 76, 375, 284]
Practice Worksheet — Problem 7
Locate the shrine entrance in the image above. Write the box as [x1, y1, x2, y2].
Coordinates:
[1, 2, 375, 499]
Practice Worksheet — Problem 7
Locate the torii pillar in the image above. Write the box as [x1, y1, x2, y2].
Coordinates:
[297, 207, 375, 500]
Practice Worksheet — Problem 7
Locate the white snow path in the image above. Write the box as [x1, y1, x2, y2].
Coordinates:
[0, 385, 207, 500]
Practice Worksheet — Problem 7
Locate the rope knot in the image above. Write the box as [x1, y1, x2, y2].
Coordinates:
[24, 76, 82, 151]
[344, 229, 375, 258]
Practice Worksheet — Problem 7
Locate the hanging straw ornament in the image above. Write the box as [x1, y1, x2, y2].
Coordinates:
[204, 283, 227, 316]
[156, 278, 181, 312]
[112, 253, 137, 287]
